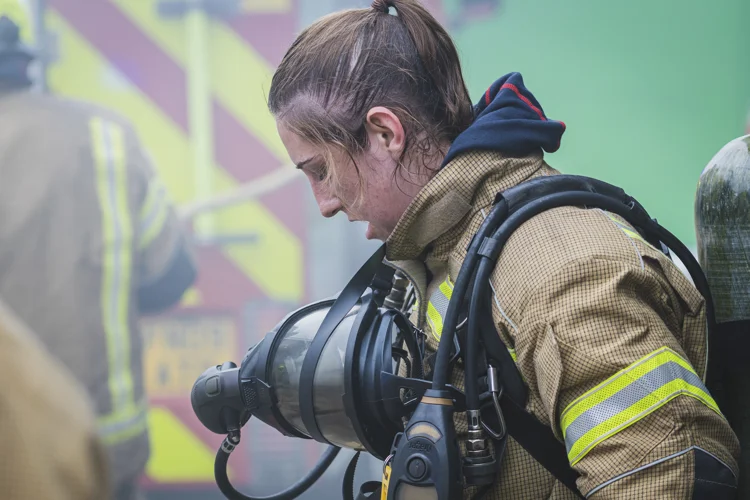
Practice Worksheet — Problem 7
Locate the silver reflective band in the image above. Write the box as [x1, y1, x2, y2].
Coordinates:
[426, 278, 453, 341]
[565, 361, 703, 451]
[561, 347, 721, 465]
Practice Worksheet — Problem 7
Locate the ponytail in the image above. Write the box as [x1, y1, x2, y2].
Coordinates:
[371, 0, 473, 138]
[269, 0, 473, 183]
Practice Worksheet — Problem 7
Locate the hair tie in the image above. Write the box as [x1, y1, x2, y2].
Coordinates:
[371, 0, 398, 16]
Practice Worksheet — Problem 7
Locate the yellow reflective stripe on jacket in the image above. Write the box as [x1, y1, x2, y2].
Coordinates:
[138, 178, 169, 249]
[98, 399, 149, 446]
[426, 277, 519, 364]
[89, 117, 136, 421]
[426, 278, 453, 341]
[561, 347, 721, 465]
[604, 212, 654, 248]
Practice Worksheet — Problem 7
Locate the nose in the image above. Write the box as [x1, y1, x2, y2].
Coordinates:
[314, 191, 343, 218]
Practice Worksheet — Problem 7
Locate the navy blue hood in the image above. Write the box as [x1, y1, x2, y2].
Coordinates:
[442, 72, 566, 166]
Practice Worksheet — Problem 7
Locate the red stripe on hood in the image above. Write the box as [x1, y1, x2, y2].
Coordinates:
[500, 83, 546, 121]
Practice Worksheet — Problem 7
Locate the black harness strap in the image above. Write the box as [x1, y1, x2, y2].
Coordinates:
[475, 290, 582, 495]
[343, 451, 383, 500]
[299, 244, 394, 444]
[484, 398, 584, 497]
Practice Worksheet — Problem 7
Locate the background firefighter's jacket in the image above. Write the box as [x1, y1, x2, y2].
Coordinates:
[385, 72, 739, 499]
[0, 297, 108, 499]
[0, 89, 197, 492]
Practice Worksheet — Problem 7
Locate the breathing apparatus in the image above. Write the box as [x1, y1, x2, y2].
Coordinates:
[192, 174, 718, 500]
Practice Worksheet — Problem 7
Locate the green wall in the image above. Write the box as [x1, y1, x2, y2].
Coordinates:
[447, 0, 750, 246]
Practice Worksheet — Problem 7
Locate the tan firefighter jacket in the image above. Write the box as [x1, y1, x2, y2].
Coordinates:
[386, 150, 740, 498]
[0, 89, 196, 490]
[0, 297, 109, 499]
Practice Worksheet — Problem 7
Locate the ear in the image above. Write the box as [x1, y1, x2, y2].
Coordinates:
[365, 107, 405, 160]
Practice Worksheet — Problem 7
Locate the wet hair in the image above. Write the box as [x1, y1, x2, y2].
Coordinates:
[267, 0, 473, 205]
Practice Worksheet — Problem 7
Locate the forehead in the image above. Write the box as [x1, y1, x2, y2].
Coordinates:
[276, 121, 322, 165]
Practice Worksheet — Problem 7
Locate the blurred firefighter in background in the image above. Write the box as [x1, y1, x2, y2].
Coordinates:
[0, 2, 198, 499]
[0, 268, 109, 499]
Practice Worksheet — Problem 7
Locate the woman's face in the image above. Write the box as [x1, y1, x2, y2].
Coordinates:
[276, 109, 427, 241]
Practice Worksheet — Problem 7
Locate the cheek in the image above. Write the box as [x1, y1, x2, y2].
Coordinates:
[307, 178, 328, 201]
[359, 180, 395, 219]
[366, 166, 399, 203]
[366, 172, 414, 226]
[307, 175, 342, 207]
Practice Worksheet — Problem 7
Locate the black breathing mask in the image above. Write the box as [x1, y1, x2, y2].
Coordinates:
[191, 244, 453, 499]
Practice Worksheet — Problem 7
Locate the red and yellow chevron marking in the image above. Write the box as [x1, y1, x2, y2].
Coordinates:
[47, 0, 303, 305]
[146, 406, 216, 483]
[143, 399, 248, 486]
[139, 312, 246, 484]
[111, 0, 289, 163]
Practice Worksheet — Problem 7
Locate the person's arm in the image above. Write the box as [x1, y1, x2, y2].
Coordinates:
[0, 299, 109, 500]
[513, 256, 738, 498]
[125, 130, 197, 315]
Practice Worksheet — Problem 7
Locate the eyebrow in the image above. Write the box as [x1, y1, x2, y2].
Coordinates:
[295, 156, 319, 169]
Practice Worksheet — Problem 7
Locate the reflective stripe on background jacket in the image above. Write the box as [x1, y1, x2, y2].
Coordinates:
[386, 150, 740, 499]
[0, 90, 189, 489]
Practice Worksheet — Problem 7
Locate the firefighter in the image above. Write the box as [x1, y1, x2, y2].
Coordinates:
[0, 5, 197, 500]
[267, 0, 740, 497]
[0, 281, 109, 499]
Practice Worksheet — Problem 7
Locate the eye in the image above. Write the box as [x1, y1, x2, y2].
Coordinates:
[310, 164, 327, 182]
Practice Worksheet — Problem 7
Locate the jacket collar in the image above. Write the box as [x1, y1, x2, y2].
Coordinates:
[385, 150, 548, 263]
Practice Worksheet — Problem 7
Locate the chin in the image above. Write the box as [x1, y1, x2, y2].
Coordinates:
[365, 231, 385, 241]
[365, 223, 387, 241]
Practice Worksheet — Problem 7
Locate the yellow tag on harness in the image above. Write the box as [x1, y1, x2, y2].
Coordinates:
[381, 464, 391, 500]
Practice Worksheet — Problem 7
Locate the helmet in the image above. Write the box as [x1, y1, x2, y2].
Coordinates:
[0, 0, 36, 87]
[0, 0, 34, 53]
